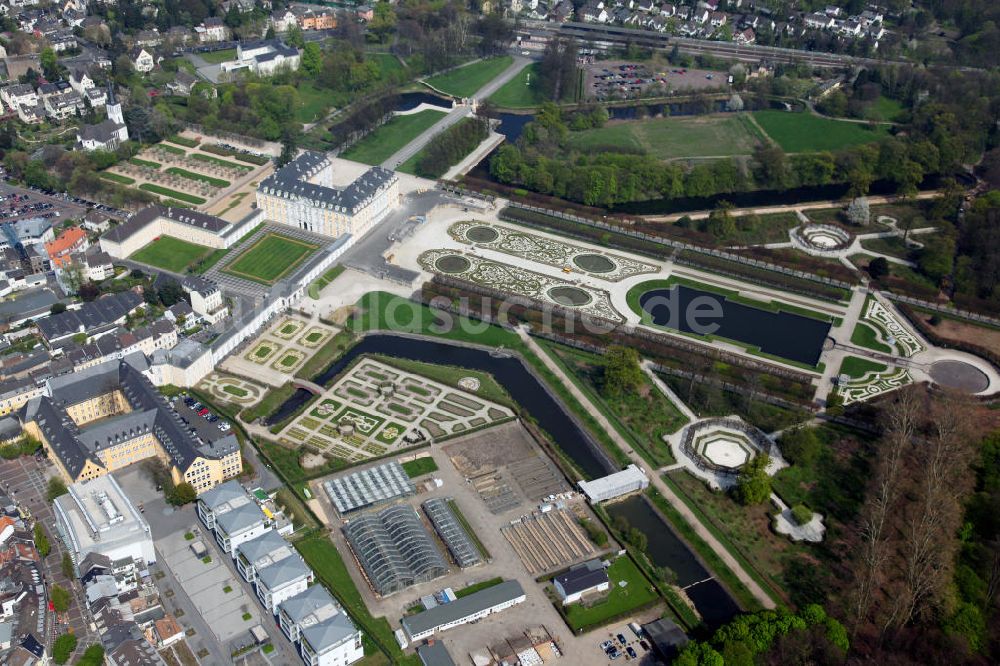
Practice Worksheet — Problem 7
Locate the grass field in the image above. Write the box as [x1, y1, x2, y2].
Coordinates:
[561, 556, 658, 631]
[191, 153, 252, 171]
[341, 109, 446, 165]
[424, 56, 513, 98]
[401, 457, 438, 478]
[159, 143, 186, 156]
[567, 114, 763, 159]
[138, 183, 206, 204]
[130, 236, 216, 273]
[100, 172, 134, 185]
[850, 322, 892, 353]
[295, 81, 333, 124]
[130, 157, 161, 169]
[489, 63, 545, 108]
[863, 96, 905, 123]
[165, 167, 230, 188]
[753, 110, 890, 152]
[308, 265, 345, 299]
[222, 233, 319, 285]
[198, 48, 237, 64]
[167, 134, 200, 148]
[838, 356, 888, 379]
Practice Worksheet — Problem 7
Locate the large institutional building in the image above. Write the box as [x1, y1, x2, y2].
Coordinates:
[100, 205, 257, 259]
[255, 151, 399, 239]
[19, 359, 241, 494]
[53, 474, 155, 566]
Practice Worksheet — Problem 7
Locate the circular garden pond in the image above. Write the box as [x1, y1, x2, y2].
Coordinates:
[466, 225, 499, 243]
[548, 286, 592, 307]
[435, 255, 471, 274]
[573, 253, 616, 273]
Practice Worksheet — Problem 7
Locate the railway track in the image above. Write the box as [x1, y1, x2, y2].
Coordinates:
[518, 20, 909, 69]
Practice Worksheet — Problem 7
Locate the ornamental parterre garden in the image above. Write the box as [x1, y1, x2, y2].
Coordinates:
[274, 358, 515, 462]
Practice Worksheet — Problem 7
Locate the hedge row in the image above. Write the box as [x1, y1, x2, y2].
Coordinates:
[499, 206, 849, 302]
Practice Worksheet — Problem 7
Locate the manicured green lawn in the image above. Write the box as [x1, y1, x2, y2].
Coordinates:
[308, 265, 345, 299]
[191, 153, 252, 171]
[567, 114, 763, 160]
[167, 134, 200, 147]
[850, 322, 892, 353]
[223, 233, 319, 285]
[159, 143, 186, 156]
[752, 110, 890, 152]
[838, 356, 888, 379]
[424, 56, 513, 97]
[562, 556, 659, 631]
[166, 167, 230, 188]
[100, 172, 134, 184]
[863, 96, 905, 123]
[138, 183, 206, 204]
[129, 236, 216, 273]
[370, 52, 406, 77]
[198, 48, 237, 64]
[130, 157, 161, 169]
[489, 63, 546, 108]
[341, 109, 446, 165]
[401, 457, 439, 478]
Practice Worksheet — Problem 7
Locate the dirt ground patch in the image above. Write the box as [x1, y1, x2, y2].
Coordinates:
[920, 315, 1000, 357]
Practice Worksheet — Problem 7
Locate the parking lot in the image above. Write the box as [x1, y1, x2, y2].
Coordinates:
[172, 393, 233, 443]
[0, 182, 88, 225]
[585, 60, 727, 100]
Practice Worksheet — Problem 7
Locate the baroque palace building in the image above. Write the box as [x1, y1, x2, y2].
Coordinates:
[19, 358, 240, 494]
[255, 151, 399, 238]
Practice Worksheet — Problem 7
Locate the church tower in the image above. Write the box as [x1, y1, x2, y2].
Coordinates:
[107, 81, 124, 126]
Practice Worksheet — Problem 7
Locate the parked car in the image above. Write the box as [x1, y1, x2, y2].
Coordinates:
[198, 408, 209, 416]
[617, 634, 627, 646]
[626, 647, 637, 659]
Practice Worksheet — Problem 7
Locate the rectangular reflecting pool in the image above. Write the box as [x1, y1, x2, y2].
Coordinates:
[638, 285, 831, 366]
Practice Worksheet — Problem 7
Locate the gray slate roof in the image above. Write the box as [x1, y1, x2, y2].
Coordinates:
[258, 151, 396, 215]
[277, 584, 337, 624]
[35, 290, 142, 341]
[254, 554, 310, 591]
[300, 613, 358, 653]
[103, 205, 229, 244]
[214, 503, 266, 536]
[236, 530, 293, 568]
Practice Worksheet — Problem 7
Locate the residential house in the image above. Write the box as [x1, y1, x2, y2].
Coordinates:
[49, 31, 78, 52]
[824, 5, 841, 17]
[166, 25, 193, 46]
[255, 555, 313, 614]
[296, 7, 336, 30]
[554, 560, 609, 604]
[165, 70, 199, 97]
[69, 68, 95, 95]
[134, 29, 162, 47]
[86, 87, 108, 110]
[83, 210, 113, 233]
[804, 12, 834, 29]
[735, 27, 755, 44]
[580, 0, 608, 22]
[130, 47, 154, 73]
[1, 84, 38, 113]
[709, 11, 726, 26]
[839, 19, 861, 37]
[692, 7, 709, 23]
[44, 226, 88, 268]
[356, 4, 374, 21]
[44, 90, 83, 120]
[270, 9, 298, 32]
[37, 81, 72, 100]
[79, 250, 114, 281]
[195, 17, 228, 43]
